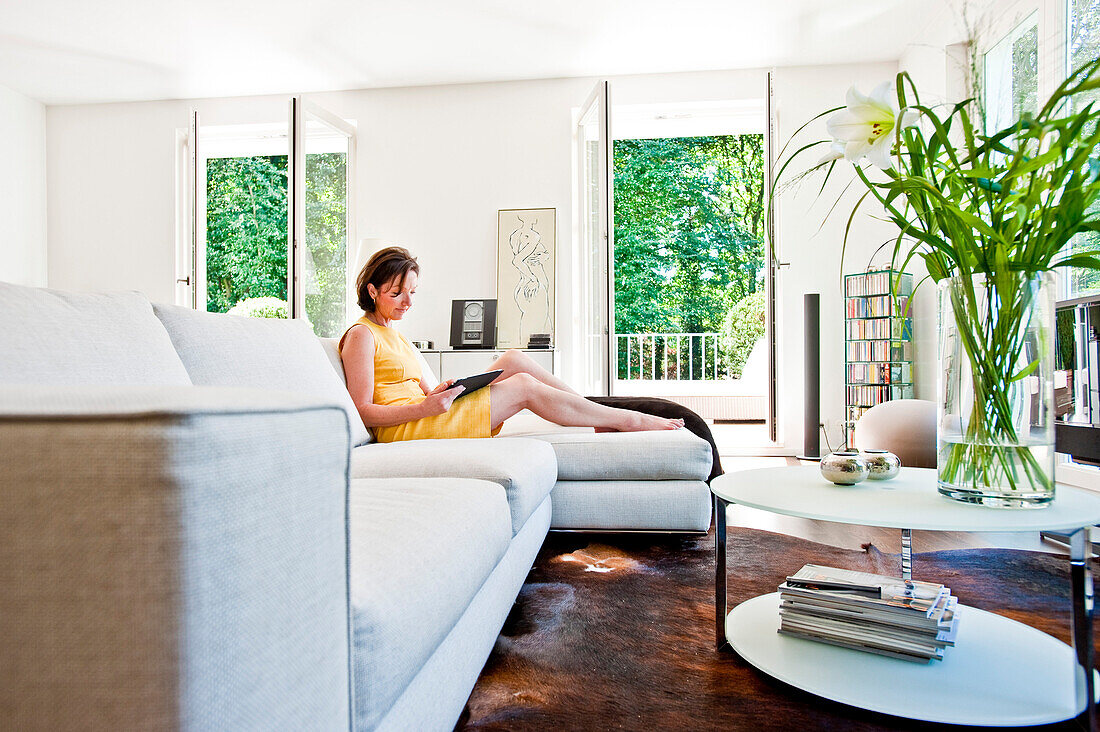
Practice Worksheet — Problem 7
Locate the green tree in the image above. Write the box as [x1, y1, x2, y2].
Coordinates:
[304, 152, 348, 337]
[721, 290, 766, 378]
[205, 155, 289, 314]
[205, 152, 348, 336]
[613, 135, 765, 378]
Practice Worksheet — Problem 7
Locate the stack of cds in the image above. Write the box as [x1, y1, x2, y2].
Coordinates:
[778, 564, 959, 663]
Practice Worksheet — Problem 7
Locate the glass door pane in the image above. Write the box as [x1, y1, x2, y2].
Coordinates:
[200, 123, 291, 316]
[576, 80, 612, 395]
[291, 99, 355, 337]
[1064, 0, 1100, 298]
[984, 12, 1039, 134]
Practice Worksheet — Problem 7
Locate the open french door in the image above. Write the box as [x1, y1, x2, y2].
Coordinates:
[181, 98, 355, 338]
[289, 97, 357, 335]
[177, 110, 202, 309]
[765, 72, 778, 442]
[575, 75, 779, 440]
[575, 80, 614, 396]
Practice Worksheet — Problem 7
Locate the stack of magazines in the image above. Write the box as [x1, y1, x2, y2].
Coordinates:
[778, 564, 959, 663]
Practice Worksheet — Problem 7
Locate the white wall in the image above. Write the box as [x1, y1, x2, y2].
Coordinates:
[898, 10, 977, 406]
[47, 96, 288, 302]
[47, 62, 916, 453]
[770, 62, 900, 451]
[0, 83, 47, 286]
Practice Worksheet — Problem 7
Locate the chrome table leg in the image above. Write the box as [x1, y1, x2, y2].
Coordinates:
[1069, 526, 1095, 729]
[901, 528, 913, 581]
[715, 495, 729, 651]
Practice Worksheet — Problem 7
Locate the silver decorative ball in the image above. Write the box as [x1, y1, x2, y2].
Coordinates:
[862, 449, 902, 480]
[820, 451, 869, 485]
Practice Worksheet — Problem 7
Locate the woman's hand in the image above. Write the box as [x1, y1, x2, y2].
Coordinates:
[419, 380, 464, 417]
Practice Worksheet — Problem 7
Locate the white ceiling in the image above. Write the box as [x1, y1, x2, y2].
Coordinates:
[0, 0, 964, 106]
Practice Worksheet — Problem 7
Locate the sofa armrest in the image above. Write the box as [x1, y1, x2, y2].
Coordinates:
[0, 385, 352, 731]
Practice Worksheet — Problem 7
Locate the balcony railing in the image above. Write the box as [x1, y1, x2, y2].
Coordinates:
[617, 332, 732, 381]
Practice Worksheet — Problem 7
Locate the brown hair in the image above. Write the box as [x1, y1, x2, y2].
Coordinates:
[356, 246, 420, 312]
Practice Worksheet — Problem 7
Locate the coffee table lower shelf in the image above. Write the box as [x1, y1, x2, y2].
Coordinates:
[727, 593, 1093, 727]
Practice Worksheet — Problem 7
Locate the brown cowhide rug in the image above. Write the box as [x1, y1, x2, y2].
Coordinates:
[458, 527, 1094, 732]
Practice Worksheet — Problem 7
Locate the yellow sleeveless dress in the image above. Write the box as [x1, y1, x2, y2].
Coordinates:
[338, 317, 500, 443]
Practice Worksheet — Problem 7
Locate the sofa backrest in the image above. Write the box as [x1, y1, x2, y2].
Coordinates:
[153, 303, 372, 446]
[318, 336, 374, 445]
[0, 281, 192, 387]
[319, 336, 440, 391]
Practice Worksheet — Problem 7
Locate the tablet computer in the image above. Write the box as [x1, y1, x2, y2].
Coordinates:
[448, 369, 503, 400]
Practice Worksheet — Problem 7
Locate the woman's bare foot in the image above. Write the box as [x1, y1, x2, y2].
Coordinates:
[615, 412, 684, 432]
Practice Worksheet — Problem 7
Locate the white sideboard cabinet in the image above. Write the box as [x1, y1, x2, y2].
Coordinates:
[420, 349, 558, 382]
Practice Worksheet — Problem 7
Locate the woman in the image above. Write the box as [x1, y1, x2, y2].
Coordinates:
[338, 246, 683, 442]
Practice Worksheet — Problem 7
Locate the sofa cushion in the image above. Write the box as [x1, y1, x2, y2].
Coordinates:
[319, 335, 440, 390]
[348, 477, 511, 730]
[0, 282, 191, 387]
[318, 337, 348, 385]
[518, 428, 713, 482]
[497, 411, 592, 437]
[350, 437, 556, 536]
[549, 479, 712, 531]
[153, 304, 370, 446]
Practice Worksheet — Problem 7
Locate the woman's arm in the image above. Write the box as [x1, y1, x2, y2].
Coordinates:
[341, 325, 462, 427]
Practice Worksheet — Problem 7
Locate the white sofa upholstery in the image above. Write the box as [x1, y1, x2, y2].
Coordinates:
[348, 477, 513, 730]
[349, 438, 557, 535]
[1, 281, 713, 731]
[0, 385, 353, 732]
[321, 338, 714, 533]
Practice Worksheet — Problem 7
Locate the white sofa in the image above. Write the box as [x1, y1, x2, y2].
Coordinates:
[0, 282, 712, 731]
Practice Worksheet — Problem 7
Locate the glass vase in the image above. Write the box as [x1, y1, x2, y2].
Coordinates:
[937, 271, 1056, 508]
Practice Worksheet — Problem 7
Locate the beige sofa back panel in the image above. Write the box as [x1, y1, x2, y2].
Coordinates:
[153, 303, 371, 446]
[0, 281, 192, 387]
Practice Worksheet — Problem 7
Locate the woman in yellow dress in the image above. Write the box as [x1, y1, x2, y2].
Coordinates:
[339, 246, 683, 442]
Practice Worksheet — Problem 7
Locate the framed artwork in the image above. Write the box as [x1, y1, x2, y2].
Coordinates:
[496, 208, 555, 349]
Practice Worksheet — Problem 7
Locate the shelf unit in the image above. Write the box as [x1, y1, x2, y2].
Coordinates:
[843, 269, 914, 445]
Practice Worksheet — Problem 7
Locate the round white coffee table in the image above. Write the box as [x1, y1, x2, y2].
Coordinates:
[711, 465, 1100, 727]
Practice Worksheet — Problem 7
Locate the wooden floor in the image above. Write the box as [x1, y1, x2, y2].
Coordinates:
[720, 456, 1067, 556]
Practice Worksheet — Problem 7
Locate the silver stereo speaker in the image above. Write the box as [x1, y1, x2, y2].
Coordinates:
[449, 299, 497, 349]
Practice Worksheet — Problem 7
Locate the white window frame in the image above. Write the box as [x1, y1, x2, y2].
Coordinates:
[980, 0, 1100, 491]
[178, 110, 356, 335]
[983, 11, 1041, 134]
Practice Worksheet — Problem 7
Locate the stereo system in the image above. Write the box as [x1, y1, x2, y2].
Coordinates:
[449, 299, 497, 349]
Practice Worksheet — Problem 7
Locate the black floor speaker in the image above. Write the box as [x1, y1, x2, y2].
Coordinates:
[799, 293, 821, 461]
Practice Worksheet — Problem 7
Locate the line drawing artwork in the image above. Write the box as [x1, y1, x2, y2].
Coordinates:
[497, 209, 555, 348]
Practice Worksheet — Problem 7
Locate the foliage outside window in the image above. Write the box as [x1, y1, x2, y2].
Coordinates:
[227, 296, 291, 319]
[206, 155, 289, 315]
[205, 152, 348, 336]
[613, 135, 765, 380]
[303, 152, 348, 337]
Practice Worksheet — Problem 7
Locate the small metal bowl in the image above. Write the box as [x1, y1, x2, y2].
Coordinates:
[820, 451, 869, 485]
[862, 449, 902, 480]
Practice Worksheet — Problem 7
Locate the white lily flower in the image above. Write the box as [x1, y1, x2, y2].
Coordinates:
[826, 81, 917, 170]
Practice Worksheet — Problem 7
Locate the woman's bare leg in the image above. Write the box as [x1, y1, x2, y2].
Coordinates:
[489, 349, 580, 395]
[489, 373, 683, 432]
